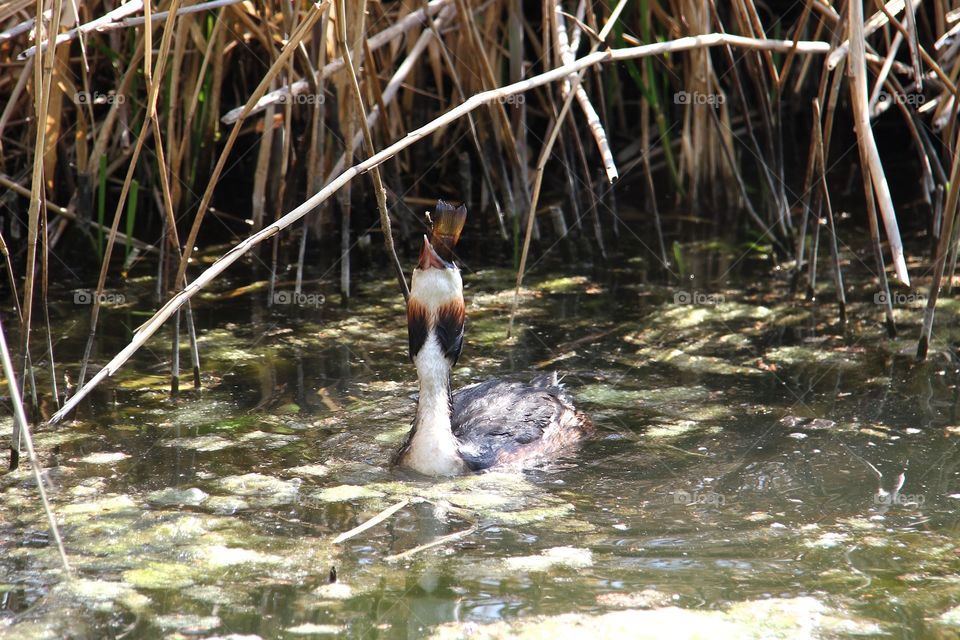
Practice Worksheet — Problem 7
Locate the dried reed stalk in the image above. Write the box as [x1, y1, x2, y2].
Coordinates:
[847, 0, 910, 286]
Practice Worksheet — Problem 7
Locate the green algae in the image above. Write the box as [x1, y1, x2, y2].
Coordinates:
[184, 544, 283, 569]
[285, 464, 331, 477]
[490, 502, 576, 525]
[764, 345, 861, 369]
[286, 623, 346, 635]
[147, 487, 209, 506]
[215, 473, 301, 507]
[153, 613, 222, 633]
[503, 546, 592, 571]
[538, 275, 590, 293]
[202, 495, 251, 514]
[123, 562, 199, 590]
[163, 434, 235, 451]
[307, 484, 385, 503]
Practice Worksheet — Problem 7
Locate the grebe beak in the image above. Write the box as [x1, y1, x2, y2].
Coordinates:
[418, 235, 448, 270]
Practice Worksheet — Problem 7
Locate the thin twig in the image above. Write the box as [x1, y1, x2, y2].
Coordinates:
[384, 523, 478, 563]
[333, 499, 411, 544]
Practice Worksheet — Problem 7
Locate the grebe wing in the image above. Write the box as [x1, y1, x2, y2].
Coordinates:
[451, 378, 569, 471]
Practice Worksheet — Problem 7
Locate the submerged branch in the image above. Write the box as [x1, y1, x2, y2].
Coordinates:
[333, 499, 412, 544]
[384, 523, 478, 563]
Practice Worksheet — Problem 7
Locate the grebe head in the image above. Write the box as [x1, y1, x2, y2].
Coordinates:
[407, 200, 467, 374]
[407, 234, 464, 367]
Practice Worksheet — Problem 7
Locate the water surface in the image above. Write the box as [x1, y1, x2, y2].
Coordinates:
[3, 245, 960, 638]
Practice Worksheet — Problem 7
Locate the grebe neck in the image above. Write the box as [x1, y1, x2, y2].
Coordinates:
[403, 336, 466, 476]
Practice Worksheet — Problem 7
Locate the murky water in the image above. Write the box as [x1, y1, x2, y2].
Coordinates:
[3, 244, 960, 638]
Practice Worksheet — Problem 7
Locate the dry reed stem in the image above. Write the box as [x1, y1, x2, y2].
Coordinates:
[847, 0, 910, 286]
[172, 13, 226, 204]
[333, 498, 411, 544]
[918, 128, 960, 359]
[16, 0, 143, 58]
[811, 98, 846, 328]
[421, 0, 507, 239]
[384, 523, 478, 562]
[873, 0, 957, 97]
[868, 31, 904, 114]
[454, 0, 529, 208]
[852, 86, 898, 336]
[508, 54, 591, 338]
[14, 0, 64, 465]
[76, 0, 180, 385]
[321, 6, 455, 193]
[49, 33, 832, 424]
[75, 0, 183, 393]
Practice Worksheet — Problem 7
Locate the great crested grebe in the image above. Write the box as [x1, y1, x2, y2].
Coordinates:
[393, 201, 592, 476]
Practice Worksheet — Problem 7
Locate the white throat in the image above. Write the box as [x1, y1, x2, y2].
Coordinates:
[402, 335, 465, 476]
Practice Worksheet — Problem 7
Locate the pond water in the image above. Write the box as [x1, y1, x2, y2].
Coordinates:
[3, 242, 960, 639]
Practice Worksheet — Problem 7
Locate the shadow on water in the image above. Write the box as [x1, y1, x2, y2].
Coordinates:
[4, 241, 960, 638]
